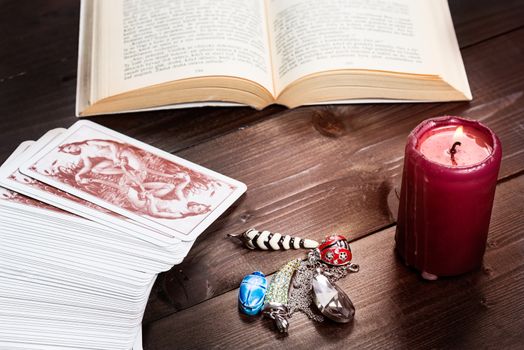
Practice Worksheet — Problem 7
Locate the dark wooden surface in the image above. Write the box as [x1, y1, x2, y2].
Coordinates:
[1, 1, 523, 349]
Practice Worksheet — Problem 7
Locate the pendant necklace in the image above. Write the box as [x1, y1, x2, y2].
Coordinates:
[232, 228, 359, 334]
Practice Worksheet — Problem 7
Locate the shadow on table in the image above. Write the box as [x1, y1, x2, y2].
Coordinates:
[387, 249, 489, 349]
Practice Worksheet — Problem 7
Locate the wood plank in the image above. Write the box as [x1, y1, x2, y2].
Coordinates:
[2, 0, 524, 326]
[450, 0, 524, 47]
[143, 174, 524, 350]
[142, 27, 524, 323]
[1, 0, 523, 161]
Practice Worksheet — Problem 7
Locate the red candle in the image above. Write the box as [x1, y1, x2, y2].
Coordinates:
[395, 116, 502, 278]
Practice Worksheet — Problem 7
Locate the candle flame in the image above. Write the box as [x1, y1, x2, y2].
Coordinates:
[453, 126, 464, 139]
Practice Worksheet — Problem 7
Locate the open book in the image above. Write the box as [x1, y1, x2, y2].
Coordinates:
[77, 0, 472, 116]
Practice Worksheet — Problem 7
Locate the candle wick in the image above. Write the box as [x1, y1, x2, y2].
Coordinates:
[449, 141, 462, 165]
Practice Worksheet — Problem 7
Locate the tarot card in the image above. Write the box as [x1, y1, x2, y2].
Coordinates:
[0, 321, 136, 349]
[0, 253, 150, 294]
[0, 142, 69, 214]
[133, 327, 143, 350]
[0, 132, 183, 247]
[1, 140, 33, 166]
[0, 141, 187, 260]
[0, 220, 169, 273]
[0, 225, 170, 273]
[0, 205, 183, 264]
[0, 179, 68, 214]
[0, 273, 147, 314]
[0, 299, 142, 328]
[0, 233, 157, 280]
[20, 120, 247, 241]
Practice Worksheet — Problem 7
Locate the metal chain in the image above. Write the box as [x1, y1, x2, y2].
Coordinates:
[287, 250, 359, 322]
[288, 258, 325, 322]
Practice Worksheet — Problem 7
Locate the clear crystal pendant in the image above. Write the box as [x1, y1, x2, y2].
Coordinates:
[312, 268, 355, 323]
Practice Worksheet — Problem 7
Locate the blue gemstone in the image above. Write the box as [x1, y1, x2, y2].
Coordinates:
[238, 271, 267, 315]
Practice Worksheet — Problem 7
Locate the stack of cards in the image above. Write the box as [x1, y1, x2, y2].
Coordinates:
[0, 121, 246, 349]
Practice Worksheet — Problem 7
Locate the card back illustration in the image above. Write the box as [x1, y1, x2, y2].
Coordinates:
[21, 121, 247, 241]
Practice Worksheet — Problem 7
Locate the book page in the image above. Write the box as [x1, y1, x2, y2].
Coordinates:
[267, 0, 438, 94]
[425, 0, 471, 99]
[94, 0, 274, 100]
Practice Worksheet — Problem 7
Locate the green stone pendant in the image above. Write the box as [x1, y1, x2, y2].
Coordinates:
[262, 259, 301, 333]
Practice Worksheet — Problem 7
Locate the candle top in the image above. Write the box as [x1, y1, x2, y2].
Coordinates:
[417, 125, 493, 166]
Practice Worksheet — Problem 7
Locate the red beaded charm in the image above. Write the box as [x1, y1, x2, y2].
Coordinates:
[318, 235, 352, 266]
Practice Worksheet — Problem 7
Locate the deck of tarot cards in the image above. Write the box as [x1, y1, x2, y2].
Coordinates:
[0, 121, 246, 349]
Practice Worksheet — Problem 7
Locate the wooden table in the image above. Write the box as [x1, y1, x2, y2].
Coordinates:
[1, 1, 523, 349]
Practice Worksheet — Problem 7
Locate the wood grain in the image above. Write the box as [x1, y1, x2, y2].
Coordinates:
[1, 1, 523, 347]
[143, 174, 524, 350]
[450, 0, 524, 48]
[1, 0, 523, 161]
[143, 27, 524, 323]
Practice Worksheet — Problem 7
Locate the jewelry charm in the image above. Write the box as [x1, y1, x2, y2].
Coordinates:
[238, 271, 267, 316]
[312, 268, 355, 323]
[228, 228, 319, 250]
[288, 236, 359, 324]
[318, 235, 352, 266]
[236, 234, 360, 334]
[262, 259, 301, 333]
